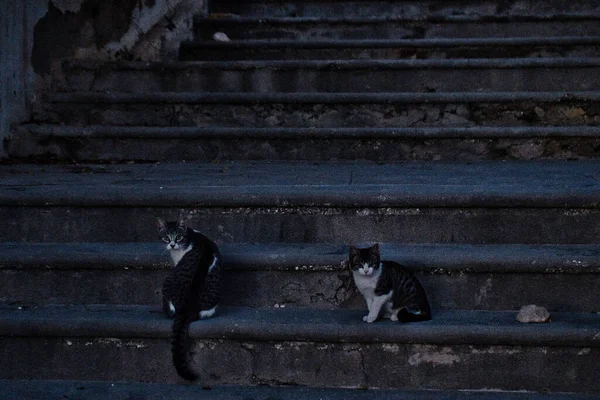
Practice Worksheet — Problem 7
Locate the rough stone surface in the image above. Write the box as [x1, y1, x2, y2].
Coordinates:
[38, 98, 600, 128]
[4, 380, 597, 400]
[57, 60, 600, 93]
[194, 18, 600, 41]
[182, 41, 600, 60]
[0, 306, 598, 391]
[0, 160, 599, 243]
[517, 305, 552, 323]
[210, 0, 600, 19]
[1, 242, 600, 311]
[10, 134, 600, 162]
[0, 337, 597, 391]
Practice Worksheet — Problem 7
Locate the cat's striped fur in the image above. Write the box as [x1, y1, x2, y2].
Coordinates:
[156, 216, 222, 381]
[349, 243, 431, 323]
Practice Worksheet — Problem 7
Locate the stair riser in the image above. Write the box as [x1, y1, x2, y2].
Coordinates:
[209, 0, 600, 19]
[61, 66, 600, 93]
[10, 136, 600, 162]
[3, 207, 600, 244]
[194, 20, 600, 41]
[2, 269, 598, 312]
[182, 44, 600, 60]
[1, 337, 596, 392]
[38, 100, 600, 127]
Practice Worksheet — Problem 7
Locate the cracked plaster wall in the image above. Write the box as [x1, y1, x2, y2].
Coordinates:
[0, 0, 204, 159]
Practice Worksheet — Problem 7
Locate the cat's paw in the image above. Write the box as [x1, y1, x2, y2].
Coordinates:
[366, 314, 378, 323]
[390, 313, 399, 322]
[362, 315, 370, 322]
[199, 307, 217, 320]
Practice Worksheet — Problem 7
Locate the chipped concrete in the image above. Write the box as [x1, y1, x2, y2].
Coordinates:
[407, 345, 461, 366]
[578, 348, 591, 356]
[469, 346, 522, 355]
[94, 338, 147, 349]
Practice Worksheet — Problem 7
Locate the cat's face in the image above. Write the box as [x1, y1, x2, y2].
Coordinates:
[155, 217, 189, 251]
[348, 244, 380, 276]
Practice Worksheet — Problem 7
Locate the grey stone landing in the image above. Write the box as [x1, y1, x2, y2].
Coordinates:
[1, 242, 599, 311]
[0, 305, 598, 391]
[2, 380, 599, 400]
[0, 161, 599, 243]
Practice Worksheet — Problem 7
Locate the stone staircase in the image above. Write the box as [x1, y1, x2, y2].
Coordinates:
[2, 0, 600, 398]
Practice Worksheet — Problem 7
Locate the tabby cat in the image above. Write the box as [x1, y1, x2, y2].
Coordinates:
[349, 243, 431, 323]
[156, 216, 222, 381]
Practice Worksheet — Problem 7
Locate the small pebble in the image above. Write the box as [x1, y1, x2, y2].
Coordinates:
[516, 304, 551, 323]
[213, 32, 231, 42]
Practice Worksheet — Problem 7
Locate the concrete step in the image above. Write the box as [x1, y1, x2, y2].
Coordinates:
[208, 0, 600, 19]
[2, 381, 598, 400]
[1, 242, 599, 311]
[0, 305, 598, 391]
[195, 16, 600, 41]
[59, 59, 600, 93]
[1, 161, 599, 244]
[181, 37, 600, 60]
[37, 91, 600, 128]
[11, 124, 600, 162]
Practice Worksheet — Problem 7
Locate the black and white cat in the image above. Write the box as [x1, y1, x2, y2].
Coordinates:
[349, 243, 431, 323]
[155, 216, 222, 381]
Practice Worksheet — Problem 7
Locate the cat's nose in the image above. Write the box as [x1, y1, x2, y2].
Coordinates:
[169, 244, 175, 248]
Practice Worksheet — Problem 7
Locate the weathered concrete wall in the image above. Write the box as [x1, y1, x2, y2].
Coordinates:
[0, 0, 204, 159]
[0, 1, 48, 159]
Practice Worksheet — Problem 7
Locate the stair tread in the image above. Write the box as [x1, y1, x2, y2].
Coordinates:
[184, 37, 600, 47]
[1, 304, 598, 346]
[47, 91, 600, 103]
[198, 15, 600, 23]
[1, 161, 599, 207]
[2, 242, 600, 273]
[63, 57, 600, 70]
[1, 380, 598, 400]
[20, 124, 600, 139]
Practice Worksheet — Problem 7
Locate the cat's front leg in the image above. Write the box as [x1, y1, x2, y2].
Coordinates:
[363, 296, 374, 322]
[365, 293, 392, 323]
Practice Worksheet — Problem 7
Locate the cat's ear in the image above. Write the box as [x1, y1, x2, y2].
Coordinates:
[155, 217, 167, 232]
[349, 245, 359, 257]
[371, 243, 380, 256]
[177, 212, 190, 230]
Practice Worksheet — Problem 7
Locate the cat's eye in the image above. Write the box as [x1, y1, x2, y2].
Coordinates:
[176, 235, 183, 242]
[162, 237, 170, 243]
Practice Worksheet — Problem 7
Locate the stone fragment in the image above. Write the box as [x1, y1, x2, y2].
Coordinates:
[516, 305, 551, 323]
[213, 32, 231, 42]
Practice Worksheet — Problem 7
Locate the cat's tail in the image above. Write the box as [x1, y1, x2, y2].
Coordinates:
[397, 309, 432, 322]
[171, 310, 199, 381]
[397, 302, 432, 323]
[171, 250, 214, 381]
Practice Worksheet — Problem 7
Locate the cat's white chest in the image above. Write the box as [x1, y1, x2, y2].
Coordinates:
[169, 244, 193, 266]
[353, 268, 381, 300]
